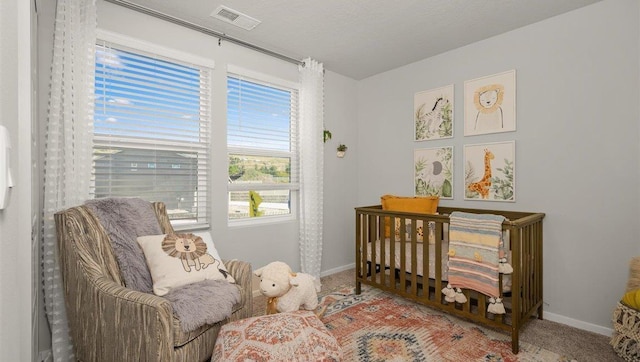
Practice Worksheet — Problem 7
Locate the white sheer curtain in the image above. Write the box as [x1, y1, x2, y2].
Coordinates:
[298, 58, 324, 291]
[42, 0, 96, 360]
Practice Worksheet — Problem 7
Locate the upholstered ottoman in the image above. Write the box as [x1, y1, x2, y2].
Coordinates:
[212, 310, 342, 361]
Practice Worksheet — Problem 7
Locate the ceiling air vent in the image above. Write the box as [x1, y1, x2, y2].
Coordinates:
[210, 5, 261, 31]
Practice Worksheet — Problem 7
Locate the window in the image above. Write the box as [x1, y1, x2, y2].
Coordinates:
[227, 71, 299, 221]
[93, 39, 212, 228]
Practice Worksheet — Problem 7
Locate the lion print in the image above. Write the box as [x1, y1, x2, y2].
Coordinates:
[162, 233, 215, 272]
[473, 84, 504, 132]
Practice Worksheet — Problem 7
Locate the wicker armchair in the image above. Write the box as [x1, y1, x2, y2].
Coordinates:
[55, 202, 252, 361]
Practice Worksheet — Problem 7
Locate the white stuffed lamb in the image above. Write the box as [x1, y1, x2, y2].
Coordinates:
[254, 261, 318, 314]
[278, 272, 318, 313]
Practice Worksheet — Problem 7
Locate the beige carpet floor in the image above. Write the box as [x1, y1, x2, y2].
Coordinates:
[253, 268, 624, 362]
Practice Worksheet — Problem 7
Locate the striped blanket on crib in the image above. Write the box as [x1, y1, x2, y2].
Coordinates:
[448, 211, 505, 298]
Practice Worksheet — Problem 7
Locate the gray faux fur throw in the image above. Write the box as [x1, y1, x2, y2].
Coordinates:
[165, 279, 240, 332]
[86, 197, 161, 293]
[87, 197, 240, 331]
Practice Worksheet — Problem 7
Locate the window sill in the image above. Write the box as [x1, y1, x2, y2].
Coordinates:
[171, 220, 210, 232]
[228, 214, 296, 228]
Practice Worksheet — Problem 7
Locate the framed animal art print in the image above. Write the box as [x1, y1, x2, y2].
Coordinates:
[464, 141, 515, 202]
[414, 85, 454, 141]
[464, 70, 516, 136]
[414, 146, 453, 199]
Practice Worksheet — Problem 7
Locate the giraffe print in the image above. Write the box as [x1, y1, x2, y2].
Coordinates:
[467, 148, 494, 199]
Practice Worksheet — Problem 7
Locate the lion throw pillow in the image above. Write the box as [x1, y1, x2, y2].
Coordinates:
[137, 233, 235, 296]
[192, 231, 234, 283]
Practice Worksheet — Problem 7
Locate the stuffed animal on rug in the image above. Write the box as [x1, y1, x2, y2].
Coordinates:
[254, 261, 292, 314]
[254, 261, 318, 314]
[278, 272, 318, 313]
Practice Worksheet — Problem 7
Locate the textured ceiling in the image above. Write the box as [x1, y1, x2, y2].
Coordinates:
[111, 0, 601, 80]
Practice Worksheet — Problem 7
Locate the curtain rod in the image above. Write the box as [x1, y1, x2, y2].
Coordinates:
[103, 0, 305, 67]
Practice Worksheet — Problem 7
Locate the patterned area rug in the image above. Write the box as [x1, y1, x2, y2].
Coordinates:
[318, 286, 575, 362]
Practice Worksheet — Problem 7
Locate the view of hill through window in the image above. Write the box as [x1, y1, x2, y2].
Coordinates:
[227, 75, 297, 220]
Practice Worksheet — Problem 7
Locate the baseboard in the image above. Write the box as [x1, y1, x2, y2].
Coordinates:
[320, 263, 355, 277]
[544, 311, 613, 337]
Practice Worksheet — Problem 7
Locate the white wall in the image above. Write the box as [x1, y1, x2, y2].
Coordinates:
[322, 71, 359, 274]
[0, 0, 34, 361]
[356, 0, 640, 333]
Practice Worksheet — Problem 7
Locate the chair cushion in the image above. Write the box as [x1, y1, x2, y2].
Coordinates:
[172, 316, 214, 348]
[212, 311, 342, 361]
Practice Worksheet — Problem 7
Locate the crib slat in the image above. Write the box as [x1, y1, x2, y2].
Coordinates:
[537, 220, 544, 319]
[370, 214, 378, 285]
[511, 225, 521, 333]
[355, 212, 360, 293]
[494, 273, 503, 323]
[410, 219, 419, 296]
[523, 226, 529, 314]
[422, 219, 429, 301]
[526, 225, 533, 314]
[462, 290, 470, 313]
[434, 220, 443, 304]
[356, 212, 362, 294]
[399, 217, 406, 291]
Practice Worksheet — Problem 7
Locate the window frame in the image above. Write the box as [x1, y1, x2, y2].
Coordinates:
[226, 65, 300, 226]
[93, 30, 215, 230]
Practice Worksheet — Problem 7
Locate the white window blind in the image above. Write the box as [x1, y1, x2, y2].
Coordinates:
[227, 73, 299, 220]
[93, 40, 211, 228]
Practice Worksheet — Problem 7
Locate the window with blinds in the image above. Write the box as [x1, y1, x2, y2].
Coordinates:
[227, 73, 299, 221]
[93, 41, 211, 228]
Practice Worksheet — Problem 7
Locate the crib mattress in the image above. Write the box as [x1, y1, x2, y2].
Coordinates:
[364, 238, 512, 292]
[365, 239, 450, 280]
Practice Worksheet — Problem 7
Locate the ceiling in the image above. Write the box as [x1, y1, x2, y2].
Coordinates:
[113, 0, 601, 80]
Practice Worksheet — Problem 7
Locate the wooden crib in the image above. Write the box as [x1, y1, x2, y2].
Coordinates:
[355, 205, 544, 354]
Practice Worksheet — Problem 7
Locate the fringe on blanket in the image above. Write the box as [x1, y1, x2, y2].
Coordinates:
[441, 284, 467, 304]
[488, 297, 506, 314]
